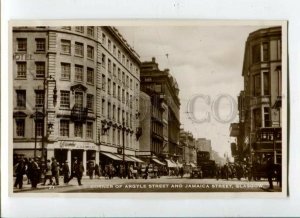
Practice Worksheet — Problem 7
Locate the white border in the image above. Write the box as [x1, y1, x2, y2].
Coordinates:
[2, 0, 300, 217]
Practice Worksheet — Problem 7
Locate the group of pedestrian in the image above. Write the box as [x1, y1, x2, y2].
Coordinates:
[14, 156, 86, 189]
[14, 157, 41, 189]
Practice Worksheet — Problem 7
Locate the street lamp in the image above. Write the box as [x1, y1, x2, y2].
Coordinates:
[41, 75, 56, 162]
[122, 118, 126, 170]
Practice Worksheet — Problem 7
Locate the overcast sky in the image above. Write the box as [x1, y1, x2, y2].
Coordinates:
[118, 25, 269, 160]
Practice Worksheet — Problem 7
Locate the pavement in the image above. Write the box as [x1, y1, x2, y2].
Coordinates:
[13, 175, 282, 193]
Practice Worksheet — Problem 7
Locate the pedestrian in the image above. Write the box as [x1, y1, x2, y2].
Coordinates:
[62, 161, 70, 184]
[51, 157, 59, 186]
[94, 163, 100, 179]
[30, 158, 40, 188]
[76, 161, 84, 186]
[144, 165, 149, 179]
[179, 167, 184, 178]
[266, 156, 275, 189]
[88, 161, 94, 179]
[68, 157, 78, 183]
[43, 159, 53, 185]
[14, 159, 26, 189]
[26, 158, 33, 184]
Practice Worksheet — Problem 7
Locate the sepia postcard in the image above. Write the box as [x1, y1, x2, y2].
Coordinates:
[9, 20, 287, 197]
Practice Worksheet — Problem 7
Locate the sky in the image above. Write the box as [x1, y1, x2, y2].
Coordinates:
[117, 25, 269, 160]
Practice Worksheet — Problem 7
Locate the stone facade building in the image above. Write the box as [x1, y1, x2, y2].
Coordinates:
[13, 26, 141, 170]
[140, 58, 181, 161]
[231, 26, 282, 164]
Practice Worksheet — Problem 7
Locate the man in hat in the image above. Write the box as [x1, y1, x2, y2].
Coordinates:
[62, 160, 70, 184]
[51, 157, 59, 186]
[266, 155, 275, 189]
[67, 157, 78, 184]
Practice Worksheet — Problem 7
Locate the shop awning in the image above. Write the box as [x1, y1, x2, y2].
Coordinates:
[101, 152, 122, 161]
[165, 159, 177, 168]
[152, 158, 166, 165]
[129, 156, 144, 163]
[115, 154, 135, 162]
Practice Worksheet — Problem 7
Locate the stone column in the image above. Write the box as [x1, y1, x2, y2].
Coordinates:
[83, 150, 87, 176]
[95, 151, 100, 165]
[67, 149, 71, 169]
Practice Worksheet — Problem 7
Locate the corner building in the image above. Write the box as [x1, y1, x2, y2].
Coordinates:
[239, 26, 282, 164]
[12, 26, 141, 170]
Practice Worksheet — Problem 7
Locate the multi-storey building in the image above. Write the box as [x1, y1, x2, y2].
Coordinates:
[179, 130, 196, 164]
[12, 26, 141, 170]
[140, 58, 181, 161]
[234, 26, 282, 165]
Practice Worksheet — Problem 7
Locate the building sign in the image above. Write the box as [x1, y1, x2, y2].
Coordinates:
[58, 141, 97, 150]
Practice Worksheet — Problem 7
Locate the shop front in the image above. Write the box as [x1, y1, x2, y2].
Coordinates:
[49, 141, 99, 175]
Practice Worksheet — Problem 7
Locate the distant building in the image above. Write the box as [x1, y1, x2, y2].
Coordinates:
[232, 26, 282, 164]
[179, 129, 196, 164]
[140, 58, 181, 161]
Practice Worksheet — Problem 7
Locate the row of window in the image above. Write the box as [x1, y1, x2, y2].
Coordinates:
[61, 39, 94, 59]
[62, 26, 95, 38]
[15, 89, 94, 111]
[15, 118, 93, 139]
[17, 38, 46, 52]
[101, 32, 139, 76]
[251, 40, 281, 64]
[101, 124, 134, 148]
[15, 117, 136, 149]
[61, 62, 94, 84]
[60, 91, 94, 110]
[102, 54, 138, 90]
[101, 98, 134, 127]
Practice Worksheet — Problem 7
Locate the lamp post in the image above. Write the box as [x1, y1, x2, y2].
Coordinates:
[122, 118, 126, 169]
[34, 107, 38, 159]
[41, 75, 57, 162]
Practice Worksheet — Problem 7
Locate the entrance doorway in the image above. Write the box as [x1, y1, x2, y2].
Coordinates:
[71, 149, 83, 166]
[54, 149, 68, 165]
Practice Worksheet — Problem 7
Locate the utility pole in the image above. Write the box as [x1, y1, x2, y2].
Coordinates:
[122, 118, 125, 169]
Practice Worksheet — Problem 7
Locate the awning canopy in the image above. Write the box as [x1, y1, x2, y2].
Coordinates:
[115, 154, 135, 162]
[152, 158, 166, 165]
[129, 156, 144, 163]
[101, 152, 122, 161]
[165, 159, 177, 168]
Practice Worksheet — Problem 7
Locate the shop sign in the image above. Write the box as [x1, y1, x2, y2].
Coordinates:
[59, 141, 97, 150]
